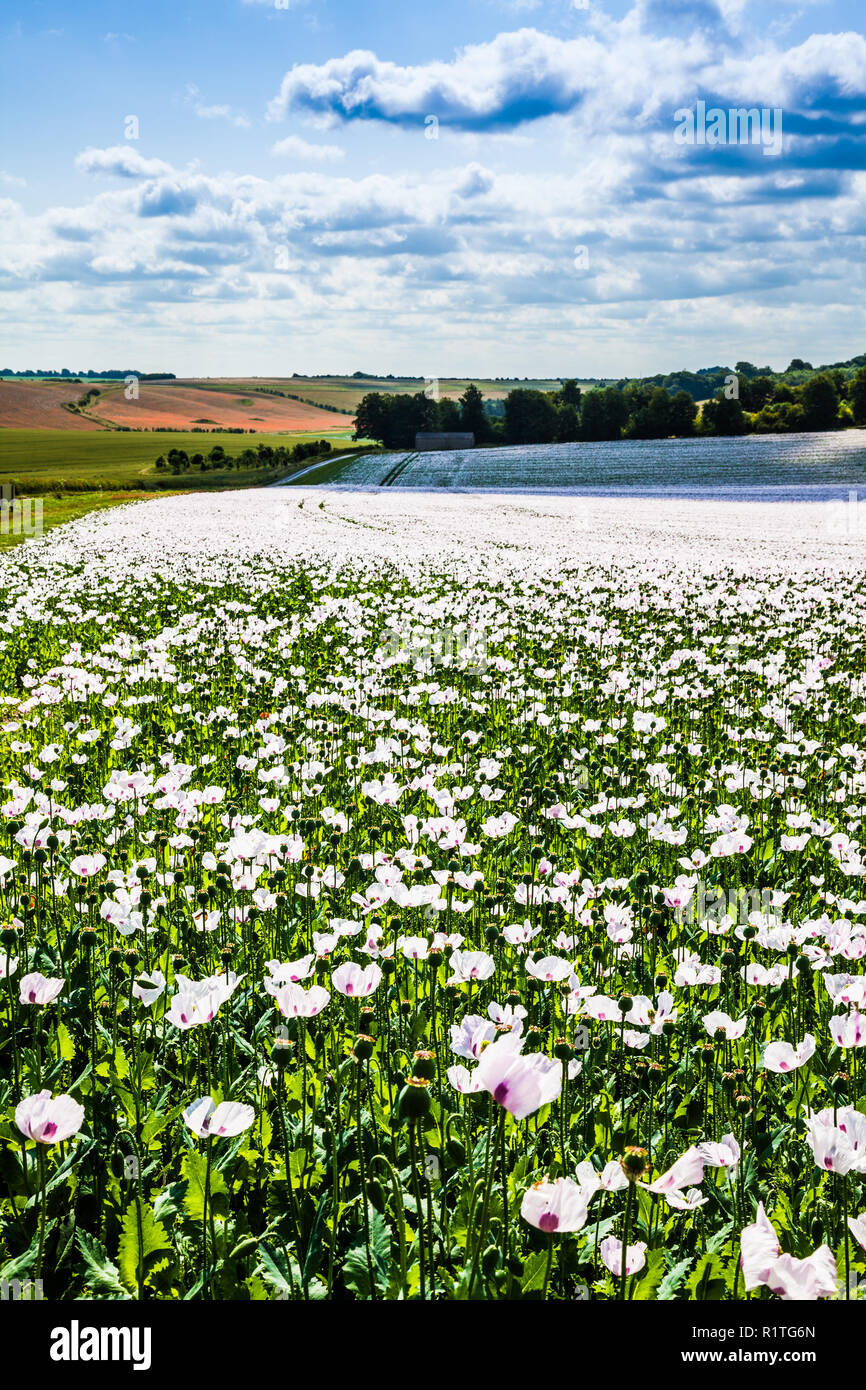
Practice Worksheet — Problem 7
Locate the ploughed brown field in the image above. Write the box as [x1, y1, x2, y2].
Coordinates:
[0, 380, 105, 429]
[86, 383, 351, 431]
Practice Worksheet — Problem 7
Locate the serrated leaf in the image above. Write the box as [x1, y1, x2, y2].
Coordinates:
[688, 1251, 727, 1300]
[181, 1148, 228, 1222]
[56, 1022, 75, 1062]
[343, 1208, 390, 1299]
[118, 1201, 171, 1293]
[75, 1230, 132, 1300]
[658, 1256, 692, 1300]
[632, 1247, 666, 1300]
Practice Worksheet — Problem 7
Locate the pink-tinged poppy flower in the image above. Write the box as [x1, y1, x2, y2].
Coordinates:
[574, 1159, 628, 1194]
[829, 1012, 866, 1049]
[847, 1214, 866, 1251]
[264, 955, 315, 990]
[698, 1133, 740, 1169]
[646, 1146, 706, 1193]
[132, 971, 166, 1007]
[600, 1236, 647, 1278]
[702, 1010, 747, 1040]
[19, 972, 65, 1006]
[740, 1202, 782, 1290]
[331, 961, 382, 997]
[70, 853, 106, 878]
[475, 1032, 561, 1120]
[183, 1097, 255, 1139]
[166, 987, 223, 1030]
[447, 949, 495, 985]
[272, 981, 330, 1018]
[763, 1033, 816, 1073]
[521, 1177, 590, 1234]
[665, 1188, 708, 1211]
[766, 1248, 838, 1301]
[450, 1014, 496, 1060]
[525, 955, 572, 983]
[805, 1105, 866, 1175]
[0, 954, 18, 980]
[446, 1064, 483, 1094]
[16, 1090, 84, 1145]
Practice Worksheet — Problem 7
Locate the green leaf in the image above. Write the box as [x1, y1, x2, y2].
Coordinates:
[56, 1022, 76, 1061]
[343, 1208, 391, 1299]
[632, 1247, 666, 1300]
[658, 1256, 692, 1300]
[687, 1251, 727, 1300]
[521, 1248, 550, 1293]
[75, 1230, 132, 1300]
[181, 1148, 228, 1222]
[118, 1202, 171, 1293]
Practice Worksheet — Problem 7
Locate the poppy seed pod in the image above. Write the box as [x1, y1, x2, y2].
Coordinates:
[412, 1050, 436, 1081]
[270, 1037, 294, 1067]
[396, 1077, 431, 1121]
[353, 1034, 375, 1061]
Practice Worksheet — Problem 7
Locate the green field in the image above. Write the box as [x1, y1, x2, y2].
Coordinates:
[0, 428, 363, 491]
[199, 377, 578, 413]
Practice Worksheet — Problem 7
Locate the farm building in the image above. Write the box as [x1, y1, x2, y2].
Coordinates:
[415, 431, 475, 451]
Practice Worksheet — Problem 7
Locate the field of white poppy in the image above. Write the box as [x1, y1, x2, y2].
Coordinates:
[1, 488, 866, 1302]
[294, 429, 866, 497]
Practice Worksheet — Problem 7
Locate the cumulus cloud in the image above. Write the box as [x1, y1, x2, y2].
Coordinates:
[7, 8, 866, 372]
[266, 24, 866, 144]
[75, 147, 174, 178]
[271, 134, 345, 162]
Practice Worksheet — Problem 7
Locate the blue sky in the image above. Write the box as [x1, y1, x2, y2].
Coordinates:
[2, 0, 866, 376]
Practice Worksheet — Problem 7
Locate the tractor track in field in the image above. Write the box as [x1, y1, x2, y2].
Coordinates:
[380, 452, 418, 486]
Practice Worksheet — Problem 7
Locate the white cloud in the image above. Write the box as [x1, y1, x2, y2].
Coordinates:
[186, 84, 251, 129]
[271, 134, 345, 162]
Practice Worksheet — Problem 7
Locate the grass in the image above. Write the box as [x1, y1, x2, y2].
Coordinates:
[0, 429, 364, 491]
[0, 490, 182, 551]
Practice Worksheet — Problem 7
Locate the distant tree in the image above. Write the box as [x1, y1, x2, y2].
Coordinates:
[353, 392, 392, 445]
[701, 394, 748, 435]
[559, 379, 582, 408]
[800, 373, 840, 431]
[851, 365, 866, 425]
[504, 388, 558, 445]
[438, 398, 462, 431]
[459, 383, 489, 441]
[580, 386, 629, 441]
[556, 402, 581, 442]
[786, 358, 813, 373]
[668, 390, 697, 437]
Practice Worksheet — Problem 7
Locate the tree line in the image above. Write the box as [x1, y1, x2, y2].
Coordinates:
[353, 367, 866, 449]
[154, 439, 333, 476]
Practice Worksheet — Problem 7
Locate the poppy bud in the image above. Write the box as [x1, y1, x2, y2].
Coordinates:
[617, 995, 633, 1013]
[620, 1146, 648, 1181]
